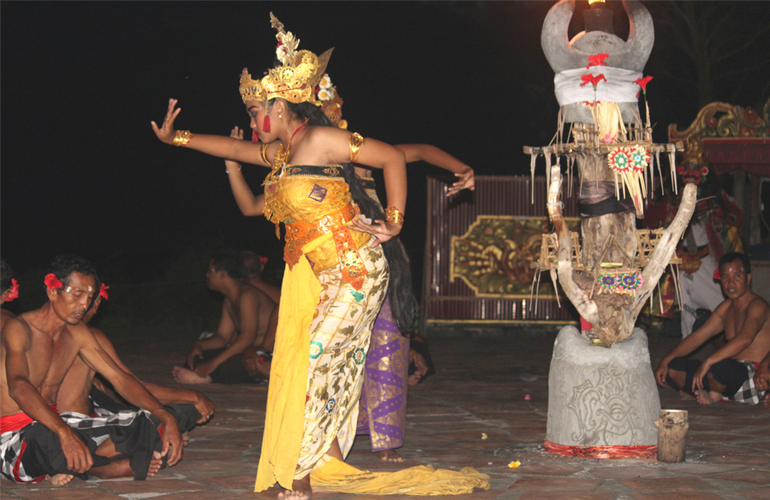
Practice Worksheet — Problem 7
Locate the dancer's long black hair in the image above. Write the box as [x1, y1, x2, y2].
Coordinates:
[269, 99, 418, 336]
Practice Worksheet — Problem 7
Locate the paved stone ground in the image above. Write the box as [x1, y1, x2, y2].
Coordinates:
[2, 328, 769, 499]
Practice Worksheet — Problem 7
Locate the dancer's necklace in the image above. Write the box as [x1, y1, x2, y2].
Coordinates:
[269, 119, 309, 180]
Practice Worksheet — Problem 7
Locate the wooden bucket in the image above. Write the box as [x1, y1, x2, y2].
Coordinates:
[655, 409, 688, 462]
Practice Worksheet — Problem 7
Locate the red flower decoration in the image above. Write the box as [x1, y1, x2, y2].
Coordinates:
[258, 255, 268, 265]
[633, 76, 653, 97]
[44, 273, 63, 290]
[701, 167, 709, 176]
[580, 73, 606, 91]
[99, 283, 110, 300]
[714, 269, 721, 281]
[5, 279, 19, 302]
[586, 53, 609, 69]
[677, 166, 684, 174]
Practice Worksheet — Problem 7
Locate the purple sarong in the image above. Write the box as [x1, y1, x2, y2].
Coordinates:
[356, 296, 410, 452]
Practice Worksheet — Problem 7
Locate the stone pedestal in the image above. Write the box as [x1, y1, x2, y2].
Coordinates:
[546, 326, 660, 447]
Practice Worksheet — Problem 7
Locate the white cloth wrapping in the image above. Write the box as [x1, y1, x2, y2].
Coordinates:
[554, 66, 642, 106]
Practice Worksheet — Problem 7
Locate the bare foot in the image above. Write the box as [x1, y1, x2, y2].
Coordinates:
[49, 474, 73, 486]
[147, 451, 163, 477]
[173, 366, 212, 385]
[695, 389, 722, 404]
[182, 432, 190, 446]
[277, 477, 312, 500]
[679, 390, 695, 399]
[763, 394, 769, 409]
[375, 449, 404, 462]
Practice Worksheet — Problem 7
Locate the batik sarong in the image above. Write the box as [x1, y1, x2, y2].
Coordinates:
[255, 236, 389, 490]
[356, 295, 410, 452]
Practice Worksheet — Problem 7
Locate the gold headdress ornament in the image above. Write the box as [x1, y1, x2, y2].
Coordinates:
[260, 13, 334, 106]
[317, 73, 347, 129]
[239, 68, 265, 103]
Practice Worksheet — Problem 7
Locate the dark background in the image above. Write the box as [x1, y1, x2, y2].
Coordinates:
[2, 2, 769, 312]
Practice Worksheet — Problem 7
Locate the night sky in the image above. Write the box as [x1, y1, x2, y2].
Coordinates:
[2, 1, 767, 282]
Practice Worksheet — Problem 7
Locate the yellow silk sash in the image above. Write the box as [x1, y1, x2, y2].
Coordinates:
[310, 456, 491, 495]
[254, 234, 327, 492]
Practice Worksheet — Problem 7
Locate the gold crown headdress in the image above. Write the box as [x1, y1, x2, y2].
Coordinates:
[239, 68, 266, 103]
[260, 13, 333, 106]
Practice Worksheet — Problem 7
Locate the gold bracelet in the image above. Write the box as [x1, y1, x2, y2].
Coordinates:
[173, 130, 193, 146]
[385, 206, 404, 224]
[260, 143, 270, 166]
[349, 132, 364, 163]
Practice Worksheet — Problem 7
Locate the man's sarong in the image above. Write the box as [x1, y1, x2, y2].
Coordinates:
[356, 296, 410, 452]
[90, 386, 202, 434]
[1, 406, 161, 483]
[728, 361, 767, 405]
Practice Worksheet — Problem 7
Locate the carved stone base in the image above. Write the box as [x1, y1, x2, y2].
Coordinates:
[546, 326, 660, 447]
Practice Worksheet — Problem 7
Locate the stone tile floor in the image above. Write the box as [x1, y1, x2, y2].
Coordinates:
[2, 329, 769, 499]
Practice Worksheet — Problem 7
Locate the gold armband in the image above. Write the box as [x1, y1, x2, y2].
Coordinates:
[260, 143, 271, 166]
[349, 132, 364, 163]
[385, 206, 404, 225]
[173, 130, 193, 146]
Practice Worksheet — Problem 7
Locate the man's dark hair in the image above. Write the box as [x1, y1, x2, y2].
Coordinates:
[47, 254, 100, 291]
[211, 249, 244, 280]
[241, 250, 262, 279]
[1, 260, 13, 291]
[719, 252, 751, 275]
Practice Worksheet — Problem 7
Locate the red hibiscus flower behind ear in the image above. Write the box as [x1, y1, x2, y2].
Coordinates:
[586, 53, 609, 69]
[44, 274, 63, 290]
[5, 279, 19, 302]
[714, 269, 721, 281]
[99, 283, 109, 300]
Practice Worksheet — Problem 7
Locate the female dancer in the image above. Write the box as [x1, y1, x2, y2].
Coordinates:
[222, 75, 474, 463]
[151, 27, 408, 500]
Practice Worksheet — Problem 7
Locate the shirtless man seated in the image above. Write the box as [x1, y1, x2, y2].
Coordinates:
[57, 286, 215, 447]
[173, 249, 276, 384]
[656, 252, 770, 405]
[1, 255, 182, 486]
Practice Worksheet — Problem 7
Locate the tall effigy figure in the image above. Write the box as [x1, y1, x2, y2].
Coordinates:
[525, 0, 696, 457]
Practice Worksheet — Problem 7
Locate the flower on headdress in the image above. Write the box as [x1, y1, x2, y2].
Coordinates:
[44, 273, 62, 290]
[634, 76, 653, 97]
[99, 283, 109, 300]
[714, 269, 721, 281]
[586, 53, 609, 69]
[276, 42, 288, 64]
[317, 87, 335, 101]
[258, 255, 269, 265]
[5, 279, 19, 302]
[580, 73, 606, 91]
[318, 74, 332, 89]
[701, 167, 709, 176]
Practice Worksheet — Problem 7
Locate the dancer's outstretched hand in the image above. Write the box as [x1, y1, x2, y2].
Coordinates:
[151, 98, 182, 144]
[446, 168, 475, 196]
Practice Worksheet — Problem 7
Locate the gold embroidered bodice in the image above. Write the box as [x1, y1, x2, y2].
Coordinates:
[264, 165, 371, 275]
